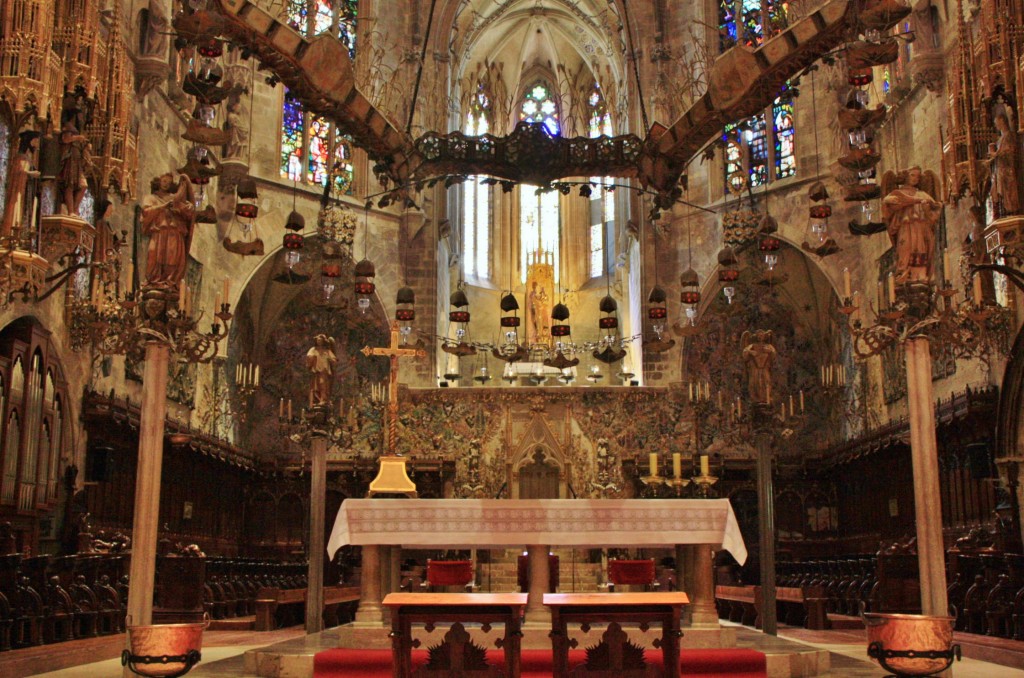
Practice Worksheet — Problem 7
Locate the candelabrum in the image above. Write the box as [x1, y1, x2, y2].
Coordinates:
[277, 399, 347, 468]
[848, 277, 1012, 363]
[70, 282, 232, 364]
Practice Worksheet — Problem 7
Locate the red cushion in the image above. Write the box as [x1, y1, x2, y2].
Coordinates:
[426, 560, 473, 586]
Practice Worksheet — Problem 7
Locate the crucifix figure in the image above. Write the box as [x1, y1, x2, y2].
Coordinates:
[361, 321, 425, 453]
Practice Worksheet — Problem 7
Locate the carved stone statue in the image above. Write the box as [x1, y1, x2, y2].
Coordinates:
[222, 98, 249, 161]
[741, 330, 776, 405]
[1, 130, 39, 237]
[141, 0, 170, 58]
[882, 167, 942, 283]
[306, 334, 337, 407]
[57, 120, 92, 217]
[141, 172, 196, 290]
[988, 113, 1020, 217]
[527, 281, 549, 344]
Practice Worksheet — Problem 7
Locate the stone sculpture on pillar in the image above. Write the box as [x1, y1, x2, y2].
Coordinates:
[987, 113, 1020, 217]
[881, 167, 942, 283]
[57, 119, 93, 218]
[306, 334, 337, 407]
[741, 330, 776, 405]
[1, 130, 40, 237]
[141, 172, 196, 291]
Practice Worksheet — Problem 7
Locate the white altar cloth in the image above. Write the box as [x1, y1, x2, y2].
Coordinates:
[327, 498, 747, 565]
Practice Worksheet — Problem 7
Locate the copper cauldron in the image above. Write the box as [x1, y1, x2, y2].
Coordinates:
[864, 612, 960, 676]
[122, 621, 206, 678]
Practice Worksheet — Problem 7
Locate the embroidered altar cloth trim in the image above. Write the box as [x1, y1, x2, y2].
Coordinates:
[327, 498, 747, 565]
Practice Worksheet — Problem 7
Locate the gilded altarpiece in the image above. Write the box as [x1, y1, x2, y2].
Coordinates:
[392, 388, 698, 500]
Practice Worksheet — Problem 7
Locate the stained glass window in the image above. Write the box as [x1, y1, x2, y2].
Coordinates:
[463, 87, 491, 280]
[280, 1, 358, 188]
[519, 82, 560, 135]
[719, 0, 789, 51]
[773, 92, 796, 179]
[722, 89, 795, 193]
[588, 84, 614, 279]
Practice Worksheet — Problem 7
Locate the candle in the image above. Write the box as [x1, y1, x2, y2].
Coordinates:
[973, 273, 983, 307]
[843, 267, 851, 299]
[689, 382, 693, 401]
[700, 454, 710, 476]
[254, 365, 260, 386]
[789, 394, 794, 417]
[279, 398, 284, 418]
[287, 399, 293, 420]
[943, 248, 951, 275]
[236, 363, 241, 383]
[126, 262, 134, 290]
[214, 295, 221, 312]
[799, 389, 805, 412]
[877, 280, 884, 310]
[649, 452, 659, 475]
[223, 277, 230, 304]
[887, 272, 896, 305]
[737, 398, 742, 418]
[781, 402, 786, 419]
[672, 452, 681, 479]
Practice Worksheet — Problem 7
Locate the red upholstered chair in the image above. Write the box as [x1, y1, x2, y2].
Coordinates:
[516, 554, 560, 593]
[607, 559, 658, 592]
[425, 560, 476, 592]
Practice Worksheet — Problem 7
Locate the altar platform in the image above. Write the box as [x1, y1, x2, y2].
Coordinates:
[226, 623, 832, 678]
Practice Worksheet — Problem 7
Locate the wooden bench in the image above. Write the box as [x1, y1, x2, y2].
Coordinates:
[715, 584, 827, 630]
[715, 585, 757, 626]
[254, 585, 359, 631]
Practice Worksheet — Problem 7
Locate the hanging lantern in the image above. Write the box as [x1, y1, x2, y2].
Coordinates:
[848, 67, 873, 86]
[282, 233, 304, 269]
[449, 287, 470, 324]
[717, 246, 739, 282]
[396, 286, 416, 322]
[598, 295, 619, 330]
[354, 259, 376, 314]
[499, 292, 520, 328]
[320, 254, 342, 301]
[235, 177, 259, 219]
[680, 268, 701, 305]
[551, 302, 570, 337]
[197, 38, 223, 58]
[647, 285, 668, 321]
[285, 210, 304, 232]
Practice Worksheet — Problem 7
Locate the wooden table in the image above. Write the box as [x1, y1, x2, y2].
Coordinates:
[382, 592, 528, 677]
[543, 592, 689, 678]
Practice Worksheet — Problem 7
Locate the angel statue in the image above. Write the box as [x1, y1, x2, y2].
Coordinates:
[306, 334, 337, 407]
[881, 167, 942, 283]
[742, 330, 776, 405]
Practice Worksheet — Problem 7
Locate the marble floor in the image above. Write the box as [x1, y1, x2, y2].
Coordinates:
[5, 623, 1023, 677]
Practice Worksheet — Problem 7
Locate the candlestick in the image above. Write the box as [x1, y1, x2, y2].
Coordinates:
[700, 454, 710, 476]
[649, 452, 658, 476]
[672, 452, 681, 478]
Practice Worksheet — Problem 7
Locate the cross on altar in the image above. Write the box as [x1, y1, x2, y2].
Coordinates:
[361, 320, 425, 453]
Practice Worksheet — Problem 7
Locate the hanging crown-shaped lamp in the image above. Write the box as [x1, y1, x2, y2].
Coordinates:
[235, 177, 258, 219]
[680, 268, 701, 305]
[551, 301, 570, 337]
[647, 285, 668, 321]
[717, 246, 739, 282]
[396, 286, 416, 322]
[499, 291, 520, 328]
[449, 287, 470, 324]
[598, 294, 619, 330]
[282, 209, 304, 270]
[354, 258, 376, 314]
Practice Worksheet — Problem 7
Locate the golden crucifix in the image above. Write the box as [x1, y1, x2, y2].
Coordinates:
[361, 320, 425, 453]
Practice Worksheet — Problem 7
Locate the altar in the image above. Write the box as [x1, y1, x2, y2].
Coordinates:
[327, 498, 746, 626]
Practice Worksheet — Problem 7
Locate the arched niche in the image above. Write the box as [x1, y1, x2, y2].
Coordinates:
[511, 414, 567, 498]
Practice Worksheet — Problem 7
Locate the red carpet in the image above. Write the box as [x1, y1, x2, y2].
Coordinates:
[313, 647, 767, 676]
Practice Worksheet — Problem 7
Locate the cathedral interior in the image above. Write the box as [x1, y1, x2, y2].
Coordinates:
[3, 0, 1024, 676]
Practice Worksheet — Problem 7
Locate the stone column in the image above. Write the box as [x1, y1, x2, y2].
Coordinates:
[123, 342, 169, 677]
[755, 412, 778, 635]
[690, 543, 718, 626]
[525, 544, 550, 625]
[354, 544, 384, 624]
[305, 434, 327, 634]
[905, 337, 949, 616]
[125, 341, 170, 628]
